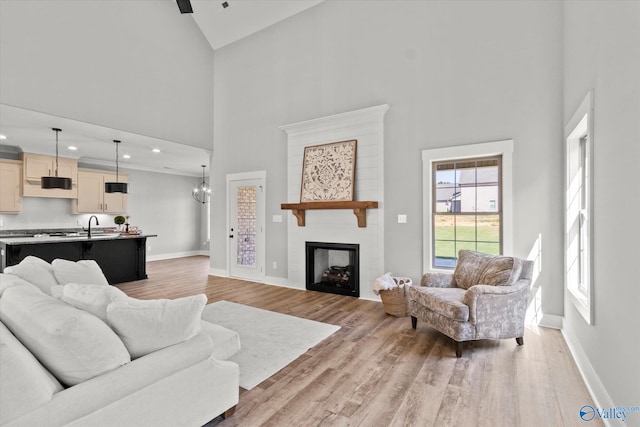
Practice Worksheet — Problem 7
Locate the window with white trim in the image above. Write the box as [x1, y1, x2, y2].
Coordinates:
[423, 140, 513, 271]
[565, 92, 594, 324]
[432, 156, 503, 268]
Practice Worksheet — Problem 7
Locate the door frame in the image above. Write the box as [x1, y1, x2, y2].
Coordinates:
[226, 170, 266, 282]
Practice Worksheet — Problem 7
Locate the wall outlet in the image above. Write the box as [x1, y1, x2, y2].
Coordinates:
[398, 214, 407, 224]
[272, 215, 283, 223]
[272, 261, 277, 269]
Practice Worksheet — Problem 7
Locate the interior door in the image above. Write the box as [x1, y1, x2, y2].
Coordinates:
[228, 176, 265, 281]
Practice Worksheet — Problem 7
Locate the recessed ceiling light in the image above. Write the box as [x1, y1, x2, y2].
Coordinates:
[123, 154, 131, 159]
[152, 148, 161, 153]
[0, 135, 7, 140]
[67, 146, 78, 151]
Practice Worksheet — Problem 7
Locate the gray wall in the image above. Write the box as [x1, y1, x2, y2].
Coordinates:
[211, 0, 564, 316]
[125, 169, 205, 258]
[0, 0, 214, 149]
[563, 1, 640, 407]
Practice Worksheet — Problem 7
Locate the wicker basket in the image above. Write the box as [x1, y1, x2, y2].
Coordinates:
[379, 277, 413, 317]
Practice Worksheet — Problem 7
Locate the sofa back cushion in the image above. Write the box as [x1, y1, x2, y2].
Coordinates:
[107, 294, 207, 359]
[0, 321, 63, 424]
[453, 250, 522, 289]
[52, 259, 110, 286]
[3, 256, 59, 295]
[0, 285, 130, 386]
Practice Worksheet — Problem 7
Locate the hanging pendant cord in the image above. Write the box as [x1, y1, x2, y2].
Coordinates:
[116, 142, 119, 183]
[54, 129, 59, 177]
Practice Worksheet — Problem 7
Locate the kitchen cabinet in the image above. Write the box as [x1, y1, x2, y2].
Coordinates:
[0, 160, 23, 213]
[73, 169, 128, 214]
[20, 152, 78, 198]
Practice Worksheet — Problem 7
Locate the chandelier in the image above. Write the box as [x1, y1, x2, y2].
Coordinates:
[192, 165, 211, 204]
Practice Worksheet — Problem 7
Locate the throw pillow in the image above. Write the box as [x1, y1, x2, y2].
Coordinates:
[106, 294, 207, 359]
[453, 250, 518, 289]
[52, 259, 109, 286]
[51, 283, 128, 323]
[0, 273, 42, 297]
[3, 256, 59, 295]
[0, 285, 130, 386]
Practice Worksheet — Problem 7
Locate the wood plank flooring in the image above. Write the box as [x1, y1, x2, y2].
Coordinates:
[117, 256, 601, 427]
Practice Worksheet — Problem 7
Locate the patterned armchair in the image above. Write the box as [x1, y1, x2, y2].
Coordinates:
[409, 250, 534, 357]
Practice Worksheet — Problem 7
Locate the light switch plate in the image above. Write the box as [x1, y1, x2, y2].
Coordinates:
[398, 214, 407, 224]
[272, 215, 283, 223]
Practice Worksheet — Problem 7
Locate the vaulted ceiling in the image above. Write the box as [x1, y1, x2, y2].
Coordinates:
[0, 0, 324, 176]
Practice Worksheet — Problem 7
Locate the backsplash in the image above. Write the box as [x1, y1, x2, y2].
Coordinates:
[0, 197, 116, 231]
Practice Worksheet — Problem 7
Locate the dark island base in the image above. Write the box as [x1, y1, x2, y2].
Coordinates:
[2, 237, 149, 285]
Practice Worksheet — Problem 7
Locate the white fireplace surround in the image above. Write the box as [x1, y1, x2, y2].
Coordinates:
[280, 104, 389, 300]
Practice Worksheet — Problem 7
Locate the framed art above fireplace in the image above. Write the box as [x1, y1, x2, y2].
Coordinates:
[300, 139, 357, 202]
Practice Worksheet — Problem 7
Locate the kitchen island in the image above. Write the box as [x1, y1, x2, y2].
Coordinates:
[0, 232, 157, 284]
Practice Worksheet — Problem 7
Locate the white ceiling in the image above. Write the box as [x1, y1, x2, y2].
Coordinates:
[191, 0, 324, 50]
[0, 0, 323, 177]
[0, 104, 212, 177]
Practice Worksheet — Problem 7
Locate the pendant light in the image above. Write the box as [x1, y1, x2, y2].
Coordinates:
[41, 128, 72, 190]
[105, 140, 128, 193]
[192, 165, 211, 204]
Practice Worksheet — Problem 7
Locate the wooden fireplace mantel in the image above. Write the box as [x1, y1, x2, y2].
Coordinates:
[280, 201, 378, 228]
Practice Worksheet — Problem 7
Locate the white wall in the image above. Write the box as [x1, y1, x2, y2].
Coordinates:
[211, 1, 564, 314]
[563, 0, 640, 409]
[0, 0, 214, 150]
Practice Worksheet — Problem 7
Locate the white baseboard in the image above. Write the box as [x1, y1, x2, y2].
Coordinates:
[209, 268, 228, 277]
[147, 251, 208, 262]
[561, 327, 615, 427]
[264, 275, 301, 289]
[538, 313, 563, 329]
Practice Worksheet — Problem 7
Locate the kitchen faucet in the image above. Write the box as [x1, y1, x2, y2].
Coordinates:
[88, 215, 99, 239]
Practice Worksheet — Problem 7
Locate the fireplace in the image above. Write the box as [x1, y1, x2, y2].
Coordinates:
[305, 242, 359, 297]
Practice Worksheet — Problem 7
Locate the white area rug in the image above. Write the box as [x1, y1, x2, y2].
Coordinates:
[201, 300, 340, 390]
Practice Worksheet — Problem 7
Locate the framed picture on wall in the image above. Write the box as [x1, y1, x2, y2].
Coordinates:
[300, 139, 357, 202]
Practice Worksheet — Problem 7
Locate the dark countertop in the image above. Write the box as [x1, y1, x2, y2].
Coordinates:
[0, 233, 157, 245]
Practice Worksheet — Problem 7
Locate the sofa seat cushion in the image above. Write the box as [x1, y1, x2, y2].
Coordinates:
[0, 321, 63, 424]
[107, 294, 207, 359]
[409, 286, 469, 322]
[52, 259, 110, 286]
[3, 256, 59, 295]
[199, 320, 242, 360]
[0, 285, 130, 386]
[453, 250, 521, 289]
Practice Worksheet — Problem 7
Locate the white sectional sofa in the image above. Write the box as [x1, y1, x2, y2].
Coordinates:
[0, 257, 241, 427]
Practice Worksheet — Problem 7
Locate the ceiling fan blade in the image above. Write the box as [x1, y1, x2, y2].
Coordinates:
[176, 0, 193, 14]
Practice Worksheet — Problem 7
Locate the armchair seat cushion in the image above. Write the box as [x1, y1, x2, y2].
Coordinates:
[409, 286, 468, 322]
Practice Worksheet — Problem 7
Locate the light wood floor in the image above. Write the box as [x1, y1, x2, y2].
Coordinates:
[117, 256, 601, 427]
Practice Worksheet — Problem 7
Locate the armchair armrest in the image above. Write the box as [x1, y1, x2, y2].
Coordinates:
[420, 272, 457, 288]
[463, 279, 531, 325]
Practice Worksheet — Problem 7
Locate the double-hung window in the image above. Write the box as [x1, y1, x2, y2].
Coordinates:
[432, 156, 502, 268]
[423, 140, 513, 271]
[565, 92, 594, 324]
